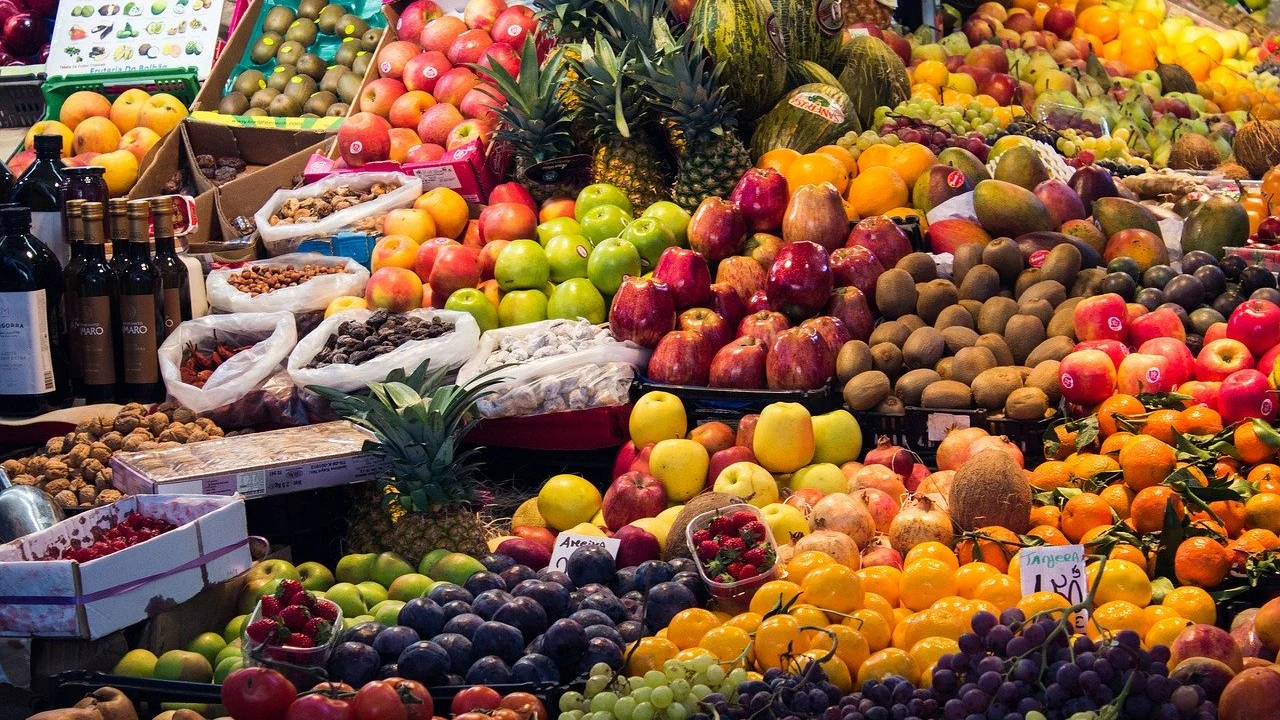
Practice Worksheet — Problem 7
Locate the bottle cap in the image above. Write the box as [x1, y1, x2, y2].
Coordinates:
[0, 205, 32, 228]
[33, 135, 63, 153]
[126, 199, 151, 219]
[82, 202, 104, 221]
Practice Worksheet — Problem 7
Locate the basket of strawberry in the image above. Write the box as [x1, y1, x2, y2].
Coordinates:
[685, 504, 779, 613]
[242, 579, 343, 685]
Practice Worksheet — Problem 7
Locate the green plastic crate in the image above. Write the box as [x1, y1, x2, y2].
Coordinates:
[40, 67, 200, 123]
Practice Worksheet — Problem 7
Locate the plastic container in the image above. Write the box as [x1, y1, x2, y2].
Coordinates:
[685, 503, 779, 614]
[41, 69, 200, 125]
[242, 594, 343, 688]
[0, 71, 46, 129]
[297, 232, 379, 268]
[850, 410, 911, 451]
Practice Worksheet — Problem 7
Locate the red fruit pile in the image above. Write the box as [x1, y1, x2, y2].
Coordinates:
[691, 509, 775, 584]
[245, 580, 338, 660]
[36, 511, 176, 562]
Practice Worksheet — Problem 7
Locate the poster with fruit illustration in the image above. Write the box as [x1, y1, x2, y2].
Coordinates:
[44, 0, 223, 78]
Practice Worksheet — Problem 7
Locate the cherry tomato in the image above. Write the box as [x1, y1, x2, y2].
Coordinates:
[220, 667, 297, 720]
[500, 691, 550, 720]
[451, 686, 503, 715]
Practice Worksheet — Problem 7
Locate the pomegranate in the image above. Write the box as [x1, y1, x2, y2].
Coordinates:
[906, 462, 930, 492]
[935, 426, 990, 471]
[969, 434, 1026, 468]
[808, 492, 876, 547]
[887, 494, 955, 554]
[793, 529, 861, 568]
[854, 487, 900, 533]
[849, 463, 908, 501]
[860, 535, 904, 569]
[864, 436, 915, 477]
[917, 471, 955, 510]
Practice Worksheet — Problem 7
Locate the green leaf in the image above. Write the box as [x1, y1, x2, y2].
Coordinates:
[1152, 502, 1186, 581]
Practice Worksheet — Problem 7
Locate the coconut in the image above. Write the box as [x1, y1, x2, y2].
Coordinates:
[1156, 63, 1197, 94]
[1233, 121, 1280, 179]
[947, 449, 1032, 533]
[1168, 135, 1221, 171]
[1216, 162, 1251, 180]
[662, 492, 739, 560]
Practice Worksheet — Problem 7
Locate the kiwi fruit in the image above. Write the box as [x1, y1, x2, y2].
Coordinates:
[266, 65, 297, 92]
[336, 71, 364, 103]
[232, 69, 267, 96]
[218, 92, 250, 115]
[897, 314, 926, 332]
[664, 493, 739, 560]
[897, 252, 937, 282]
[276, 39, 306, 65]
[316, 2, 347, 32]
[895, 368, 941, 405]
[971, 367, 1023, 410]
[282, 73, 318, 104]
[1071, 268, 1106, 298]
[921, 380, 972, 409]
[1004, 315, 1046, 365]
[361, 27, 383, 51]
[916, 279, 959, 324]
[875, 269, 917, 319]
[871, 342, 903, 378]
[941, 326, 979, 354]
[320, 66, 349, 93]
[1024, 336, 1074, 368]
[959, 299, 983, 325]
[250, 87, 280, 110]
[837, 341, 873, 383]
[977, 296, 1018, 335]
[250, 32, 283, 64]
[951, 346, 997, 385]
[326, 102, 350, 117]
[334, 36, 362, 66]
[1005, 387, 1049, 421]
[244, 107, 269, 117]
[1018, 297, 1054, 326]
[877, 396, 907, 416]
[295, 52, 327, 80]
[1013, 268, 1042, 298]
[298, 0, 327, 19]
[351, 52, 372, 75]
[935, 357, 953, 380]
[268, 94, 303, 117]
[1046, 309, 1076, 340]
[1039, 243, 1082, 288]
[262, 5, 296, 34]
[1026, 360, 1062, 404]
[868, 320, 910, 348]
[958, 264, 1000, 302]
[982, 238, 1023, 286]
[903, 327, 946, 370]
[303, 90, 337, 116]
[335, 13, 369, 39]
[976, 333, 1014, 367]
[285, 17, 318, 44]
[935, 305, 973, 331]
[1018, 280, 1067, 308]
[952, 244, 984, 286]
[844, 371, 891, 411]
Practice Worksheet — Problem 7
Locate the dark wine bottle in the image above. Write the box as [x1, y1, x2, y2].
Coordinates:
[62, 166, 108, 244]
[151, 196, 191, 339]
[116, 200, 164, 403]
[108, 197, 129, 276]
[0, 203, 72, 416]
[0, 157, 14, 201]
[10, 135, 68, 267]
[63, 199, 86, 394]
[76, 202, 119, 404]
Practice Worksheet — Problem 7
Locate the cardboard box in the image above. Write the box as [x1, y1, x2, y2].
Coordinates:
[0, 495, 251, 640]
[110, 421, 389, 498]
[302, 139, 497, 203]
[127, 126, 218, 248]
[215, 137, 333, 247]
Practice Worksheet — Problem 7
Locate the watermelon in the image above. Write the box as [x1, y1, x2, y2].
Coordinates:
[787, 60, 842, 88]
[774, 0, 843, 67]
[692, 0, 788, 122]
[836, 35, 909, 131]
[751, 83, 859, 157]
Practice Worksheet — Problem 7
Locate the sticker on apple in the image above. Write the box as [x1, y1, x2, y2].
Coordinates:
[348, 141, 363, 155]
[1107, 316, 1122, 331]
[1061, 373, 1075, 389]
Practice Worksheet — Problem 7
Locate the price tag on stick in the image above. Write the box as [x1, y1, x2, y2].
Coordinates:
[1017, 544, 1089, 632]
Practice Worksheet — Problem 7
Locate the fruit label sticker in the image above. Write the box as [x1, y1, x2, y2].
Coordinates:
[1107, 316, 1123, 332]
[524, 154, 593, 190]
[549, 532, 621, 570]
[925, 412, 969, 442]
[788, 92, 845, 124]
[815, 0, 843, 35]
[946, 170, 966, 189]
[1018, 544, 1088, 631]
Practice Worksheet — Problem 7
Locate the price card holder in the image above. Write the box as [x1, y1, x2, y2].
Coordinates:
[1017, 544, 1089, 632]
[549, 532, 620, 571]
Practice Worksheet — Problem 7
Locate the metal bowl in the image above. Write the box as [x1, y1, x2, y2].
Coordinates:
[0, 475, 65, 544]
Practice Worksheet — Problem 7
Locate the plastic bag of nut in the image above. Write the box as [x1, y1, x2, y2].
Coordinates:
[254, 172, 422, 256]
[204, 252, 370, 314]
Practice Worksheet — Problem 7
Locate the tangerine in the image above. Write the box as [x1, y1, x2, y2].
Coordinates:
[954, 562, 1001, 598]
[803, 564, 865, 614]
[858, 567, 902, 607]
[1088, 600, 1149, 640]
[1129, 485, 1185, 534]
[1142, 409, 1181, 445]
[1030, 461, 1074, 491]
[955, 526, 1021, 573]
[1119, 434, 1177, 491]
[1235, 422, 1279, 465]
[1146, 616, 1196, 648]
[667, 608, 720, 650]
[899, 558, 958, 611]
[1029, 505, 1062, 529]
[1085, 558, 1153, 607]
[1026, 525, 1070, 546]
[1098, 394, 1144, 436]
[845, 609, 892, 652]
[810, 624, 870, 675]
[1162, 585, 1217, 625]
[972, 575, 1021, 610]
[904, 541, 959, 570]
[1174, 536, 1232, 588]
[857, 648, 918, 685]
[1174, 405, 1224, 436]
[699, 625, 752, 664]
[749, 580, 805, 617]
[786, 550, 839, 585]
[886, 143, 937, 187]
[1062, 492, 1115, 542]
[1100, 483, 1136, 519]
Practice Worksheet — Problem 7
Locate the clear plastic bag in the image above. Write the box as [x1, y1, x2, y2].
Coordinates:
[205, 252, 370, 314]
[158, 312, 306, 429]
[254, 172, 423, 256]
[288, 308, 481, 393]
[476, 361, 636, 418]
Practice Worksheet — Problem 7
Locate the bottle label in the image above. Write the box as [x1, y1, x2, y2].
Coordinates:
[79, 296, 117, 386]
[162, 287, 183, 339]
[31, 211, 68, 268]
[0, 290, 57, 394]
[120, 293, 159, 384]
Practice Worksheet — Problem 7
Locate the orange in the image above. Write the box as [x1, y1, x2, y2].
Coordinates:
[816, 145, 858, 175]
[1087, 600, 1148, 640]
[666, 608, 720, 649]
[847, 166, 909, 217]
[1141, 409, 1181, 445]
[1245, 492, 1280, 533]
[886, 143, 937, 187]
[786, 550, 838, 585]
[1174, 405, 1224, 436]
[1162, 586, 1217, 625]
[1029, 505, 1062, 529]
[1174, 536, 1232, 588]
[626, 636, 679, 674]
[1235, 422, 1279, 465]
[1100, 483, 1135, 519]
[1119, 434, 1177, 491]
[1077, 5, 1119, 41]
[1029, 461, 1073, 491]
[810, 624, 871, 675]
[802, 564, 865, 614]
[857, 648, 918, 685]
[954, 562, 1001, 598]
[1062, 492, 1115, 542]
[955, 526, 1021, 573]
[1027, 525, 1069, 546]
[758, 148, 800, 174]
[1129, 486, 1185, 534]
[904, 541, 959, 570]
[1248, 464, 1280, 492]
[783, 152, 850, 194]
[899, 558, 958, 612]
[1100, 432, 1135, 456]
[913, 60, 950, 88]
[858, 566, 902, 607]
[749, 580, 804, 616]
[699, 625, 751, 664]
[1086, 558, 1152, 606]
[856, 143, 895, 172]
[972, 575, 1021, 610]
[845, 609, 891, 651]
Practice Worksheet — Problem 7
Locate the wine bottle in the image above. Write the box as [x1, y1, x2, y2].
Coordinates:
[0, 157, 14, 201]
[63, 199, 86, 394]
[117, 200, 164, 403]
[0, 203, 71, 416]
[151, 196, 191, 339]
[76, 202, 119, 404]
[10, 135, 68, 267]
[108, 197, 129, 276]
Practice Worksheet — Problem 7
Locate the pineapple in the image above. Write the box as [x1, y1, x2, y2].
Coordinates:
[530, 0, 605, 43]
[576, 40, 672, 209]
[311, 362, 504, 560]
[485, 38, 584, 202]
[634, 33, 752, 210]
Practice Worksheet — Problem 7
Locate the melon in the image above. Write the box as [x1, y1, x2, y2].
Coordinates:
[691, 0, 788, 122]
[835, 35, 909, 130]
[751, 83, 859, 157]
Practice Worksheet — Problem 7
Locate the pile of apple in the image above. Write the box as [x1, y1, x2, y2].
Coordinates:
[0, 0, 54, 65]
[332, 0, 535, 167]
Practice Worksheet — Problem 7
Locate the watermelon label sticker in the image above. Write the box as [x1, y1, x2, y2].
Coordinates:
[765, 13, 787, 59]
[816, 0, 843, 34]
[788, 91, 846, 124]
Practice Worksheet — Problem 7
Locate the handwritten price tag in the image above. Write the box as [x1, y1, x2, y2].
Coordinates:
[1017, 544, 1088, 631]
[549, 532, 620, 571]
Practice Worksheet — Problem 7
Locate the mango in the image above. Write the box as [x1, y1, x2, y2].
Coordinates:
[1091, 197, 1161, 240]
[912, 164, 972, 215]
[993, 145, 1050, 190]
[1182, 195, 1249, 259]
[973, 179, 1053, 238]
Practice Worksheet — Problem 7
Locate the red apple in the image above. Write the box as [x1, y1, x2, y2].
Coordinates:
[1178, 381, 1222, 412]
[1116, 353, 1173, 396]
[687, 197, 746, 265]
[767, 326, 835, 390]
[980, 72, 1019, 106]
[1127, 306, 1185, 347]
[653, 247, 712, 310]
[463, 0, 507, 31]
[610, 277, 677, 348]
[1196, 338, 1256, 382]
[846, 215, 911, 268]
[768, 240, 832, 322]
[1227, 299, 1280, 358]
[477, 239, 509, 280]
[1138, 337, 1195, 387]
[460, 84, 503, 121]
[433, 67, 480, 106]
[745, 232, 784, 268]
[882, 30, 912, 64]
[1205, 322, 1228, 345]
[613, 525, 661, 567]
[446, 118, 491, 150]
[420, 15, 468, 54]
[800, 315, 851, 358]
[490, 5, 535, 47]
[737, 310, 790, 345]
[357, 78, 406, 118]
[648, 330, 715, 385]
[825, 286, 873, 343]
[404, 143, 446, 164]
[389, 90, 436, 129]
[708, 445, 758, 487]
[708, 282, 746, 331]
[1059, 349, 1117, 406]
[489, 181, 536, 210]
[678, 307, 730, 349]
[540, 197, 575, 222]
[478, 202, 536, 243]
[729, 167, 789, 232]
[1219, 369, 1278, 424]
[1043, 7, 1075, 36]
[612, 441, 649, 480]
[413, 237, 462, 281]
[1261, 344, 1280, 377]
[1074, 339, 1129, 371]
[428, 243, 482, 305]
[709, 336, 768, 389]
[336, 112, 392, 167]
[403, 50, 452, 94]
[447, 28, 494, 66]
[828, 245, 885, 305]
[416, 102, 464, 145]
[377, 41, 423, 80]
[476, 42, 519, 82]
[602, 470, 668, 530]
[1074, 293, 1129, 342]
[396, 0, 442, 46]
[746, 290, 770, 314]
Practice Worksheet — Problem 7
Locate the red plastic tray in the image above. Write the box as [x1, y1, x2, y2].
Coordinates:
[465, 404, 632, 450]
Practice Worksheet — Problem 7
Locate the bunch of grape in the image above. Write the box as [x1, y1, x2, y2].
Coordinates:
[719, 664, 845, 720]
[999, 121, 1063, 148]
[877, 117, 992, 162]
[1250, 61, 1280, 81]
[562, 657, 751, 720]
[875, 98, 1001, 138]
[835, 130, 902, 163]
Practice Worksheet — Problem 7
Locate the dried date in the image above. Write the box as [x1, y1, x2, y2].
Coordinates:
[305, 310, 454, 368]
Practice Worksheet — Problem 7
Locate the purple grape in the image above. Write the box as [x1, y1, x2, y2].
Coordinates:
[962, 688, 988, 714]
[970, 612, 997, 636]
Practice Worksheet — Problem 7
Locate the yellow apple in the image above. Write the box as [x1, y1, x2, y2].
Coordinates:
[712, 461, 780, 508]
[629, 517, 671, 546]
[591, 508, 606, 526]
[753, 402, 815, 473]
[789, 463, 848, 495]
[811, 409, 863, 465]
[649, 438, 709, 502]
[566, 522, 607, 537]
[657, 505, 684, 523]
[537, 473, 603, 531]
[325, 295, 369, 318]
[760, 502, 810, 542]
[630, 391, 688, 448]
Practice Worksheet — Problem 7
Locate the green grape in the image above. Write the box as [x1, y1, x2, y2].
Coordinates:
[634, 703, 656, 720]
[593, 662, 614, 676]
[669, 678, 691, 700]
[615, 697, 638, 720]
[727, 668, 749, 685]
[666, 704, 689, 720]
[665, 667, 684, 681]
[564, 712, 584, 720]
[592, 693, 619, 713]
[651, 687, 674, 709]
[663, 660, 681, 673]
[628, 677, 645, 693]
[691, 684, 712, 699]
[704, 665, 726, 684]
[644, 671, 667, 688]
[632, 687, 653, 705]
[586, 676, 610, 696]
[563, 693, 586, 712]
[690, 655, 715, 673]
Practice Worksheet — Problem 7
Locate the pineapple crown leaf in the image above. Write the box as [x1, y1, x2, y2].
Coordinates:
[578, 38, 642, 140]
[631, 31, 739, 139]
[468, 37, 576, 160]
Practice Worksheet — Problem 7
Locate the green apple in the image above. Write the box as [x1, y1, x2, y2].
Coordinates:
[548, 278, 607, 324]
[215, 640, 242, 667]
[419, 548, 451, 576]
[186, 632, 227, 666]
[579, 204, 632, 247]
[575, 183, 633, 221]
[789, 463, 849, 495]
[371, 599, 407, 626]
[537, 217, 581, 245]
[494, 238, 551, 291]
[371, 552, 415, 588]
[222, 614, 249, 644]
[387, 573, 434, 601]
[587, 238, 642, 296]
[445, 287, 499, 332]
[544, 233, 592, 283]
[214, 656, 246, 684]
[237, 559, 299, 613]
[619, 217, 675, 271]
[325, 582, 368, 619]
[357, 581, 389, 607]
[334, 552, 377, 584]
[641, 201, 691, 248]
[297, 561, 335, 592]
[498, 289, 549, 326]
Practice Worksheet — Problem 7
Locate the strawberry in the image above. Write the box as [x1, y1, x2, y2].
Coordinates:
[691, 528, 712, 545]
[285, 632, 314, 648]
[287, 590, 315, 610]
[710, 515, 736, 536]
[743, 547, 766, 567]
[721, 536, 746, 553]
[733, 564, 759, 580]
[697, 540, 720, 561]
[246, 618, 282, 644]
[279, 605, 311, 631]
[259, 595, 282, 618]
[303, 617, 332, 643]
[731, 511, 757, 529]
[739, 521, 766, 541]
[313, 599, 340, 622]
[726, 561, 746, 579]
[277, 579, 305, 599]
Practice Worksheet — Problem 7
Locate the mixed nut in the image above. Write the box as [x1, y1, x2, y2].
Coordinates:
[267, 182, 395, 225]
[305, 310, 454, 368]
[226, 263, 349, 296]
[477, 320, 618, 370]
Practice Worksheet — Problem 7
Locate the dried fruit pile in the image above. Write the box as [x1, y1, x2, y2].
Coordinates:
[305, 310, 454, 368]
[181, 335, 252, 388]
[226, 263, 350, 296]
[34, 511, 177, 562]
[267, 182, 396, 226]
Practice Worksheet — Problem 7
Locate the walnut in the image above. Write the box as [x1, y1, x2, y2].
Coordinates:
[121, 403, 148, 415]
[12, 474, 37, 486]
[121, 435, 147, 452]
[187, 429, 210, 443]
[159, 426, 192, 443]
[145, 413, 169, 435]
[139, 441, 161, 450]
[171, 407, 196, 423]
[94, 468, 113, 490]
[2, 459, 23, 477]
[73, 432, 94, 446]
[45, 436, 68, 455]
[78, 486, 97, 504]
[195, 417, 218, 432]
[43, 478, 71, 494]
[98, 489, 123, 504]
[65, 444, 90, 468]
[54, 490, 78, 507]
[43, 459, 70, 480]
[99, 432, 124, 451]
[114, 414, 142, 434]
[89, 442, 112, 463]
[25, 455, 48, 475]
[81, 458, 104, 477]
[69, 478, 85, 491]
[158, 441, 182, 449]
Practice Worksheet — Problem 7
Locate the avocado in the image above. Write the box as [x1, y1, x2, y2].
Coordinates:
[219, 92, 251, 115]
[285, 17, 318, 45]
[295, 52, 327, 80]
[304, 90, 337, 116]
[298, 0, 327, 20]
[261, 4, 295, 33]
[266, 65, 297, 92]
[315, 2, 347, 33]
[249, 32, 282, 64]
[231, 68, 266, 96]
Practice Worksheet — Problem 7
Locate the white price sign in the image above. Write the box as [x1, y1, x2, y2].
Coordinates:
[1017, 544, 1088, 631]
[549, 532, 620, 571]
